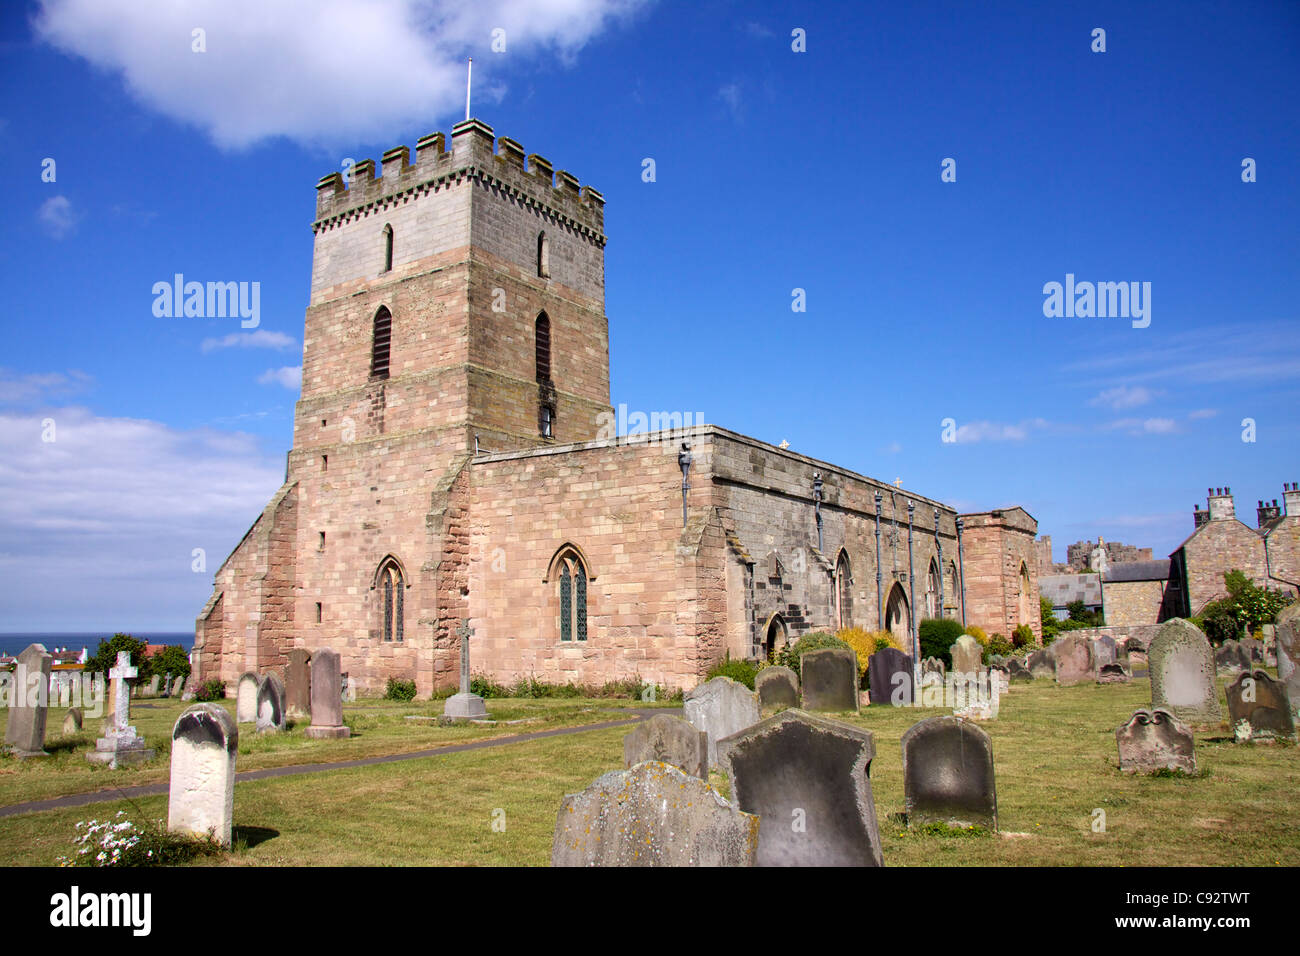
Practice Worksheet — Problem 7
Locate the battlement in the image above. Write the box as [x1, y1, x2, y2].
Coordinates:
[313, 118, 605, 242]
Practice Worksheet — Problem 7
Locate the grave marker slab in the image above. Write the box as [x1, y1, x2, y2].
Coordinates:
[235, 672, 259, 724]
[866, 647, 913, 707]
[304, 649, 350, 739]
[1116, 708, 1196, 774]
[1097, 661, 1131, 684]
[1054, 634, 1095, 686]
[1278, 604, 1300, 715]
[1093, 635, 1118, 667]
[62, 707, 83, 735]
[755, 665, 799, 710]
[168, 704, 238, 847]
[900, 716, 997, 830]
[950, 636, 984, 679]
[1214, 640, 1251, 675]
[285, 648, 312, 719]
[4, 644, 52, 757]
[1149, 619, 1221, 724]
[622, 713, 708, 778]
[1226, 670, 1296, 741]
[684, 676, 760, 766]
[1026, 648, 1054, 679]
[256, 673, 286, 733]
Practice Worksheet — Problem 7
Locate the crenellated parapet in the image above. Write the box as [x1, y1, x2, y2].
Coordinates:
[313, 118, 606, 244]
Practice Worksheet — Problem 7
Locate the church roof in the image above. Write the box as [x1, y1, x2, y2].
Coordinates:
[1102, 559, 1171, 583]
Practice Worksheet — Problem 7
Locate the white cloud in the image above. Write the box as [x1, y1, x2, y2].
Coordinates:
[0, 369, 92, 404]
[1088, 385, 1155, 410]
[953, 419, 1050, 443]
[34, 0, 650, 149]
[37, 194, 77, 238]
[1188, 408, 1218, 419]
[1104, 417, 1179, 435]
[258, 366, 303, 389]
[202, 330, 297, 353]
[717, 82, 743, 121]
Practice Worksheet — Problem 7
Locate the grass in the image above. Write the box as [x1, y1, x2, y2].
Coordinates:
[1, 676, 1297, 866]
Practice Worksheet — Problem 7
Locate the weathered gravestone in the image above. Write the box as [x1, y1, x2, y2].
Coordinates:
[235, 672, 259, 724]
[1278, 604, 1300, 715]
[86, 652, 155, 767]
[552, 761, 758, 867]
[1149, 619, 1221, 724]
[62, 707, 83, 735]
[1026, 648, 1054, 679]
[900, 716, 997, 830]
[1116, 708, 1196, 774]
[285, 648, 312, 719]
[755, 665, 799, 710]
[4, 643, 52, 757]
[1127, 651, 1149, 677]
[801, 647, 861, 712]
[256, 673, 286, 733]
[718, 709, 884, 867]
[1098, 662, 1131, 684]
[1226, 670, 1296, 741]
[684, 676, 759, 766]
[1239, 637, 1264, 663]
[167, 703, 238, 846]
[623, 713, 708, 778]
[304, 649, 350, 739]
[1214, 640, 1251, 675]
[922, 657, 946, 680]
[172, 676, 186, 697]
[1093, 635, 1118, 667]
[1054, 634, 1095, 686]
[951, 636, 984, 678]
[867, 647, 913, 707]
[1007, 658, 1032, 682]
[147, 675, 161, 698]
[988, 665, 1010, 694]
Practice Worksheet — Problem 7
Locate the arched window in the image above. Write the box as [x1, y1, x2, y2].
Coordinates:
[371, 306, 392, 379]
[947, 560, 959, 613]
[835, 551, 852, 630]
[925, 559, 939, 618]
[537, 231, 550, 278]
[376, 558, 404, 643]
[885, 583, 910, 644]
[381, 224, 394, 274]
[1018, 562, 1032, 626]
[535, 312, 551, 382]
[553, 548, 589, 642]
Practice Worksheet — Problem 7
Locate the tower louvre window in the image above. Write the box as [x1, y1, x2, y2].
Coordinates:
[535, 312, 551, 382]
[371, 306, 392, 379]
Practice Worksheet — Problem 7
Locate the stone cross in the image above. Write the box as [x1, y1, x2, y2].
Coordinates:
[458, 619, 473, 695]
[109, 652, 137, 734]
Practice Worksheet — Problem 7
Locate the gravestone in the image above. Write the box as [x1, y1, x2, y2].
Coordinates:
[552, 761, 758, 867]
[1116, 708, 1196, 774]
[55, 675, 72, 708]
[1128, 651, 1149, 677]
[755, 666, 799, 710]
[285, 648, 312, 719]
[172, 676, 187, 697]
[684, 676, 760, 766]
[717, 709, 884, 867]
[1098, 662, 1131, 684]
[147, 675, 161, 698]
[86, 652, 156, 767]
[1054, 634, 1095, 686]
[1093, 635, 1118, 667]
[622, 714, 708, 779]
[161, 672, 172, 697]
[988, 665, 1010, 695]
[4, 643, 52, 757]
[443, 619, 489, 721]
[900, 716, 997, 829]
[922, 657, 946, 680]
[1239, 637, 1264, 663]
[1149, 619, 1221, 724]
[63, 707, 83, 735]
[866, 647, 913, 707]
[1214, 640, 1251, 675]
[1278, 604, 1300, 714]
[1026, 648, 1054, 679]
[1007, 659, 1032, 682]
[256, 673, 286, 733]
[1226, 670, 1296, 741]
[950, 636, 984, 678]
[304, 648, 350, 738]
[235, 672, 259, 724]
[167, 703, 238, 846]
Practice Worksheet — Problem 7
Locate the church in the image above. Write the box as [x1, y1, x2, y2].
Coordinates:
[194, 118, 1041, 695]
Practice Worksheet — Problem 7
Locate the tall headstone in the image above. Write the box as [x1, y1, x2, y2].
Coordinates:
[1225, 670, 1296, 741]
[1149, 619, 1221, 724]
[950, 636, 984, 678]
[443, 619, 489, 721]
[256, 673, 286, 733]
[86, 652, 156, 767]
[802, 647, 861, 712]
[147, 675, 161, 698]
[235, 672, 259, 724]
[718, 709, 884, 867]
[900, 716, 997, 830]
[285, 648, 312, 720]
[755, 666, 799, 710]
[304, 648, 351, 739]
[922, 657, 946, 681]
[1093, 635, 1118, 667]
[167, 703, 238, 847]
[1278, 604, 1300, 716]
[4, 643, 52, 758]
[867, 647, 914, 706]
[684, 676, 760, 766]
[622, 714, 708, 779]
[1116, 708, 1196, 774]
[552, 762, 758, 867]
[1054, 633, 1095, 686]
[172, 676, 187, 697]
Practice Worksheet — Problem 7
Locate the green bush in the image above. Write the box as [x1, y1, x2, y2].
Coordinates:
[1012, 624, 1034, 648]
[84, 634, 147, 679]
[193, 679, 225, 702]
[469, 674, 511, 698]
[384, 677, 416, 701]
[985, 633, 1015, 662]
[706, 653, 759, 690]
[776, 632, 849, 675]
[60, 812, 226, 867]
[918, 618, 965, 667]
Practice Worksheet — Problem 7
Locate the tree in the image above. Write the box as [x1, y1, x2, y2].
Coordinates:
[1199, 569, 1295, 642]
[84, 634, 147, 681]
[146, 645, 191, 682]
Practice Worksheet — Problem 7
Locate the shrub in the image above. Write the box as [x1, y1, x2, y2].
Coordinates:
[384, 677, 416, 701]
[964, 625, 988, 645]
[1012, 624, 1034, 648]
[59, 812, 226, 867]
[776, 632, 849, 676]
[985, 633, 1015, 661]
[469, 674, 511, 698]
[706, 653, 758, 690]
[834, 628, 875, 683]
[193, 679, 225, 702]
[84, 634, 147, 680]
[918, 618, 965, 667]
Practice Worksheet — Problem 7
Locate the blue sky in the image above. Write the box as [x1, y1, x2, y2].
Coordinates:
[1, 0, 1297, 631]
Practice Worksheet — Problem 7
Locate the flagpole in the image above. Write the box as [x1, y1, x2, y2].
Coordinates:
[466, 58, 472, 121]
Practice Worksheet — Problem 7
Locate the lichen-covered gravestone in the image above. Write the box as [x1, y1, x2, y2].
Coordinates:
[951, 636, 984, 679]
[922, 657, 946, 680]
[285, 648, 312, 720]
[1097, 662, 1130, 684]
[1054, 634, 1095, 686]
[717, 709, 884, 867]
[235, 672, 259, 724]
[1214, 640, 1251, 675]
[622, 713, 708, 778]
[755, 665, 799, 710]
[801, 647, 861, 712]
[552, 761, 758, 867]
[256, 673, 286, 733]
[1226, 670, 1296, 741]
[304, 649, 350, 739]
[1026, 648, 1054, 679]
[867, 647, 913, 707]
[1127, 651, 1149, 677]
[900, 716, 997, 830]
[1007, 658, 1032, 682]
[683, 676, 759, 766]
[4, 643, 52, 758]
[1278, 604, 1300, 717]
[1116, 709, 1196, 774]
[1149, 619, 1221, 724]
[1239, 637, 1264, 663]
[167, 703, 238, 846]
[1093, 635, 1118, 667]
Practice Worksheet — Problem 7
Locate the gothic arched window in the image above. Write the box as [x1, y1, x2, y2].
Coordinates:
[377, 558, 404, 643]
[835, 551, 852, 630]
[382, 224, 394, 274]
[553, 548, 589, 642]
[371, 306, 392, 380]
[925, 559, 939, 618]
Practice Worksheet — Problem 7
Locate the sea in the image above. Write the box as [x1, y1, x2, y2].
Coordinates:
[0, 633, 193, 658]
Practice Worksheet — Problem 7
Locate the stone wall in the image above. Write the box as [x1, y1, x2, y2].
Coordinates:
[960, 508, 1041, 641]
[1177, 518, 1267, 615]
[1103, 579, 1168, 627]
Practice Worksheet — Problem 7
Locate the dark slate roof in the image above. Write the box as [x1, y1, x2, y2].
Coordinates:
[1038, 573, 1102, 607]
[1103, 559, 1172, 583]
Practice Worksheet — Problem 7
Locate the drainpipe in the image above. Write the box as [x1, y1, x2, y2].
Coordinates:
[874, 492, 883, 630]
[907, 500, 917, 662]
[956, 516, 967, 629]
[935, 507, 944, 620]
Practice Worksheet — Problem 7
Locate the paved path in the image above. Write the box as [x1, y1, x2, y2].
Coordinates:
[0, 708, 671, 819]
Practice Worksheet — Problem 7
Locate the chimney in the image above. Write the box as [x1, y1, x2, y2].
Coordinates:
[1193, 504, 1210, 530]
[1207, 486, 1235, 521]
[1257, 498, 1281, 528]
[1284, 482, 1300, 517]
